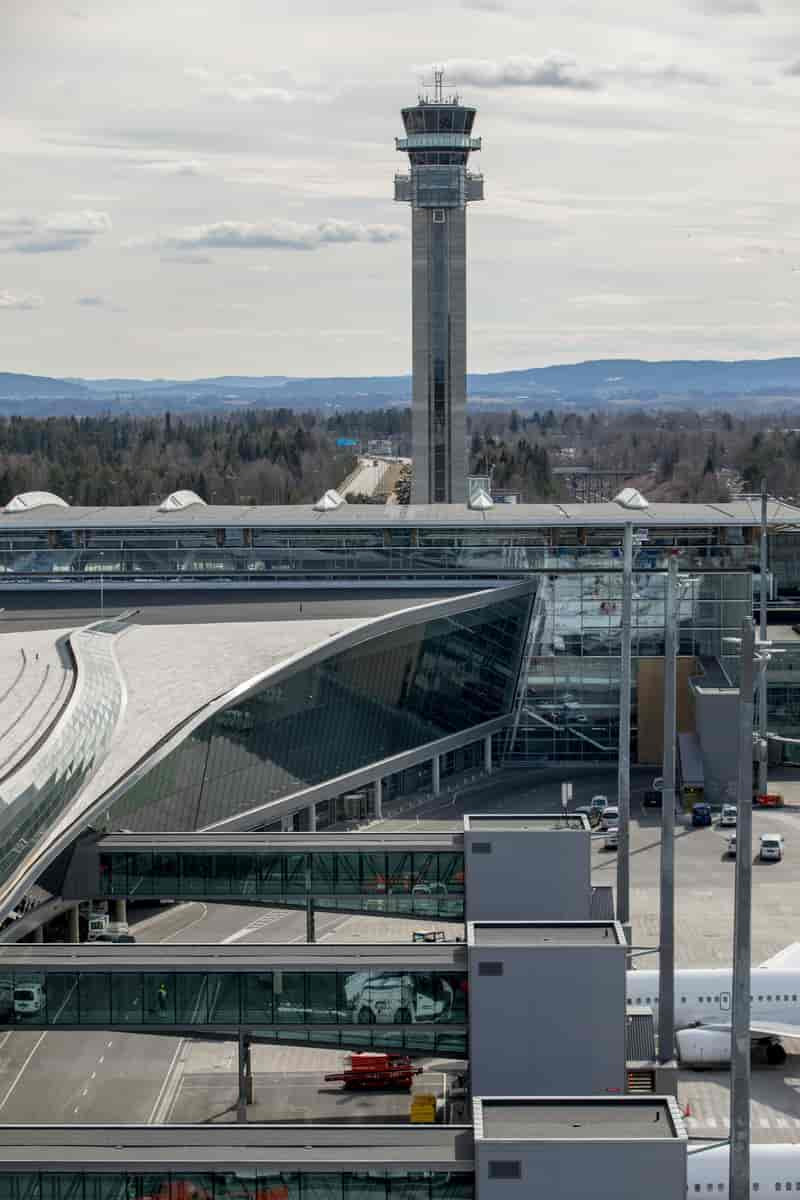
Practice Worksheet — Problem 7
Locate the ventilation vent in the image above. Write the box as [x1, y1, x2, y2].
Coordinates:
[614, 487, 648, 511]
[489, 1162, 521, 1181]
[432, 209, 445, 223]
[4, 491, 69, 513]
[157, 490, 207, 513]
[313, 488, 346, 512]
[478, 961, 504, 977]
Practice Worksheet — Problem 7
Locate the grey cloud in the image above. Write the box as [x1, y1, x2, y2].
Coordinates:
[785, 61, 800, 76]
[0, 290, 43, 311]
[461, 0, 508, 10]
[142, 218, 405, 253]
[696, 0, 762, 10]
[15, 236, 89, 253]
[2, 209, 112, 254]
[420, 54, 601, 91]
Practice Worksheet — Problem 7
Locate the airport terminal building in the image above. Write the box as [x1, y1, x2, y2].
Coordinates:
[0, 488, 798, 1195]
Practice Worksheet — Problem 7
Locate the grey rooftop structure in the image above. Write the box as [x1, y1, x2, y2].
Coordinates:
[2, 497, 799, 528]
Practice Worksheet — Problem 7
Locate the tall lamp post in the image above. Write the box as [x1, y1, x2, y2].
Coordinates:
[658, 560, 697, 1063]
[724, 623, 778, 1200]
[758, 480, 769, 799]
[616, 523, 634, 928]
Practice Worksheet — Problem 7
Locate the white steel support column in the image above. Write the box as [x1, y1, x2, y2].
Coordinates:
[758, 480, 769, 798]
[432, 755, 441, 795]
[68, 905, 80, 944]
[484, 734, 493, 774]
[374, 778, 383, 821]
[730, 619, 756, 1200]
[281, 816, 292, 832]
[616, 522, 634, 928]
[308, 803, 317, 833]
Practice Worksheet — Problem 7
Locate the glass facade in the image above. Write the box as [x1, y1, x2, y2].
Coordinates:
[107, 596, 530, 831]
[0, 967, 468, 1033]
[0, 627, 123, 895]
[99, 849, 465, 918]
[0, 522, 765, 580]
[509, 569, 752, 762]
[0, 1170, 474, 1200]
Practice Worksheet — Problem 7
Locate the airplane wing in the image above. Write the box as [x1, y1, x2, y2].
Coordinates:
[704, 1020, 800, 1040]
[758, 943, 800, 970]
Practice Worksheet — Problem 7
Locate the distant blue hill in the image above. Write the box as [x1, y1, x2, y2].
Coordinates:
[1, 358, 800, 415]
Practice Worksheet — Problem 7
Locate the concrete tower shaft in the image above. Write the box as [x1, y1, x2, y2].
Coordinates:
[395, 75, 483, 504]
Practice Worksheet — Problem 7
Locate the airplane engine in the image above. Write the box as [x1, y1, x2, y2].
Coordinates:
[760, 1038, 787, 1066]
[676, 1029, 731, 1066]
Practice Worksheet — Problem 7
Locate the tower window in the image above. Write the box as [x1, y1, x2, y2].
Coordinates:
[432, 209, 445, 223]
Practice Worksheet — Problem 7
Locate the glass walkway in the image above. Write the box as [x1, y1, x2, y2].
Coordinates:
[92, 834, 466, 920]
[0, 1123, 473, 1198]
[0, 945, 468, 1055]
[0, 1169, 475, 1200]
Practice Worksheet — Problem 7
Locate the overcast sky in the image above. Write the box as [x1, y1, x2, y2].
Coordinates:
[2, 0, 800, 379]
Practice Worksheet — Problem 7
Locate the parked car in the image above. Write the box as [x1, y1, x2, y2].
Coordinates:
[691, 803, 712, 828]
[93, 932, 136, 944]
[759, 834, 785, 862]
[727, 834, 737, 857]
[642, 788, 662, 808]
[576, 795, 607, 827]
[600, 805, 619, 831]
[719, 805, 737, 828]
[604, 826, 619, 851]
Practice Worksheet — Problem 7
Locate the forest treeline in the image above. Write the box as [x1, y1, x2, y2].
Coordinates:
[0, 406, 799, 506]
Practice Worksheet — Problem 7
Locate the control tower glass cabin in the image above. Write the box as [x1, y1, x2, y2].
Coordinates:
[395, 74, 483, 504]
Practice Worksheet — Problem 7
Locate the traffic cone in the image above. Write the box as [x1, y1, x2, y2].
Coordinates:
[683, 1102, 692, 1119]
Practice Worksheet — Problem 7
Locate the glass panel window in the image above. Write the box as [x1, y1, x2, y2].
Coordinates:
[244, 973, 273, 1024]
[78, 973, 111, 1024]
[110, 973, 144, 1024]
[206, 973, 241, 1024]
[307, 973, 338, 1024]
[275, 972, 306, 1023]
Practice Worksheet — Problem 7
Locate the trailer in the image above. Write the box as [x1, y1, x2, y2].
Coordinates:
[324, 1052, 422, 1090]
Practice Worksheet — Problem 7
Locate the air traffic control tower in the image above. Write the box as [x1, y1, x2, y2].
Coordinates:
[395, 71, 484, 503]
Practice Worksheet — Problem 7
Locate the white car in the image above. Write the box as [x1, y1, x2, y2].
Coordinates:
[600, 805, 619, 831]
[719, 805, 737, 828]
[604, 826, 619, 850]
[760, 834, 784, 862]
[727, 834, 737, 857]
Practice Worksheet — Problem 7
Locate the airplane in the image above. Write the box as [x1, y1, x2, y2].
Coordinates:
[688, 1142, 800, 1194]
[626, 943, 800, 1066]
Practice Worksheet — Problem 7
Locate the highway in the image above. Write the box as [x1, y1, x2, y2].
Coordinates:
[0, 587, 471, 633]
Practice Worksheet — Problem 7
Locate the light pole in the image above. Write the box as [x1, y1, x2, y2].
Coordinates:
[758, 480, 769, 798]
[617, 523, 633, 929]
[658, 562, 697, 1063]
[658, 556, 679, 1062]
[724, 620, 778, 1200]
[99, 549, 104, 617]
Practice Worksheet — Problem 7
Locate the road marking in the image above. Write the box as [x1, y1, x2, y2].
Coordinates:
[98, 1056, 104, 1064]
[148, 1039, 184, 1124]
[90, 1072, 96, 1080]
[158, 903, 209, 944]
[73, 1106, 79, 1114]
[106, 1041, 113, 1048]
[81, 1088, 88, 1096]
[0, 1033, 11, 1054]
[0, 1032, 47, 1112]
[222, 910, 289, 945]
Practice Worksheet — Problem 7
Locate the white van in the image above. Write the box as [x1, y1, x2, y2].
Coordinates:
[13, 982, 45, 1016]
[344, 971, 453, 1025]
[760, 834, 784, 862]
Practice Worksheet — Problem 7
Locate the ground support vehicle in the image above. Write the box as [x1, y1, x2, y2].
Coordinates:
[324, 1053, 422, 1090]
